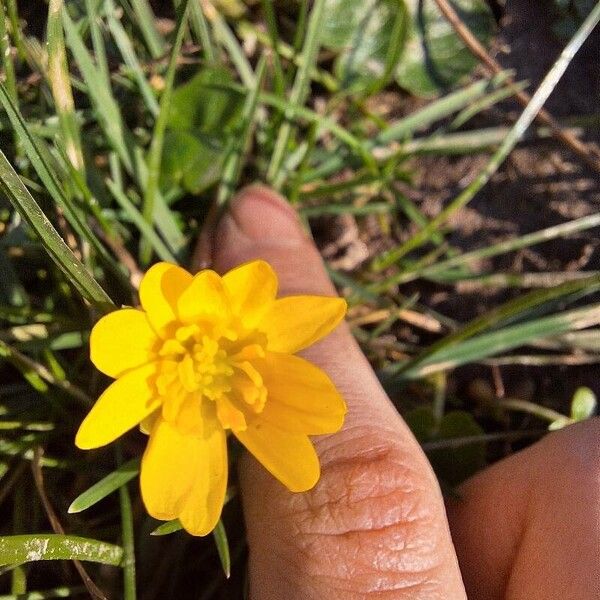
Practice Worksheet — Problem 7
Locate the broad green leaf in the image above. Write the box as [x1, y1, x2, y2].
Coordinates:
[68, 458, 140, 514]
[396, 0, 495, 97]
[162, 131, 225, 194]
[403, 406, 437, 442]
[570, 387, 597, 421]
[428, 411, 486, 485]
[161, 67, 245, 193]
[405, 408, 485, 484]
[0, 535, 122, 566]
[322, 0, 409, 91]
[168, 68, 245, 133]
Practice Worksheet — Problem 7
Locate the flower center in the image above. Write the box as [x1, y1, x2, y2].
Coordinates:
[153, 322, 268, 433]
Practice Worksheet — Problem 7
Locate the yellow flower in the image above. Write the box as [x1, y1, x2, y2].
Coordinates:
[76, 260, 347, 536]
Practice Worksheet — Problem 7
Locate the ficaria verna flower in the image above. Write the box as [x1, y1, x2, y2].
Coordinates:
[76, 260, 347, 535]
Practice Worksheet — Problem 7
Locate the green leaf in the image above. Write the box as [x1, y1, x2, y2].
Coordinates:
[168, 68, 245, 133]
[405, 408, 485, 484]
[0, 535, 122, 566]
[161, 67, 245, 193]
[428, 411, 486, 485]
[570, 387, 597, 421]
[162, 131, 225, 194]
[68, 458, 140, 514]
[322, 0, 409, 91]
[396, 0, 495, 97]
[403, 406, 438, 443]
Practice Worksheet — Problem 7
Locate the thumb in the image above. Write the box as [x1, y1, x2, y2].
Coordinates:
[205, 185, 466, 599]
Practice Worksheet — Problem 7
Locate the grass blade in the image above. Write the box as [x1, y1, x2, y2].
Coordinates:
[106, 180, 177, 262]
[375, 3, 600, 268]
[0, 151, 112, 308]
[140, 0, 190, 264]
[216, 57, 266, 207]
[62, 8, 133, 172]
[68, 458, 140, 514]
[0, 80, 126, 279]
[374, 212, 600, 289]
[106, 0, 159, 116]
[116, 448, 136, 600]
[266, 0, 327, 188]
[302, 74, 511, 183]
[127, 0, 165, 58]
[47, 0, 85, 174]
[0, 535, 123, 567]
[0, 2, 17, 102]
[397, 303, 600, 379]
[203, 6, 255, 87]
[189, 0, 215, 62]
[391, 273, 600, 377]
[84, 0, 110, 85]
[260, 0, 285, 96]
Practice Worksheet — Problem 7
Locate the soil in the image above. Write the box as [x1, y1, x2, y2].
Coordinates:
[312, 0, 600, 413]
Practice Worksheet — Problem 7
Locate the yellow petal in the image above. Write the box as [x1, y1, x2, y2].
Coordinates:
[254, 352, 346, 434]
[176, 269, 229, 324]
[139, 263, 193, 336]
[76, 363, 160, 449]
[90, 308, 158, 378]
[259, 295, 347, 353]
[178, 417, 228, 536]
[234, 421, 320, 492]
[222, 260, 277, 326]
[140, 418, 197, 520]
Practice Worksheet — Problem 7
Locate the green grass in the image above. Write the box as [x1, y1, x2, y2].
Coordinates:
[0, 0, 599, 597]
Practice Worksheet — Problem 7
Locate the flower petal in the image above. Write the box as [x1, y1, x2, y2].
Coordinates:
[234, 421, 319, 492]
[139, 262, 193, 336]
[178, 417, 228, 536]
[259, 295, 347, 353]
[76, 363, 160, 449]
[254, 352, 346, 434]
[176, 269, 229, 324]
[90, 308, 158, 378]
[140, 417, 197, 520]
[222, 260, 277, 326]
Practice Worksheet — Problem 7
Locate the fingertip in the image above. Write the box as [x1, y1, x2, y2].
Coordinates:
[221, 184, 306, 245]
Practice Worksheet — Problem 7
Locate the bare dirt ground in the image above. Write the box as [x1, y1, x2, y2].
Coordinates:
[314, 0, 600, 413]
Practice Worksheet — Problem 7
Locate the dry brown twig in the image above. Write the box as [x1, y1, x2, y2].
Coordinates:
[31, 447, 109, 600]
[433, 0, 600, 172]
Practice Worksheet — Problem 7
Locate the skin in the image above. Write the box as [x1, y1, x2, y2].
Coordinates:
[201, 185, 600, 600]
